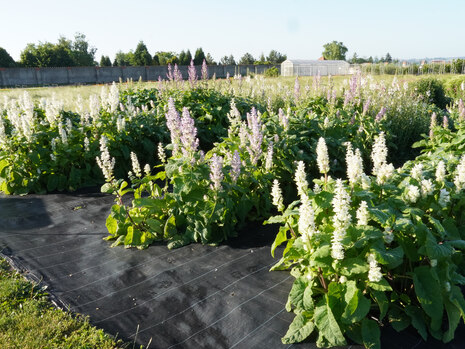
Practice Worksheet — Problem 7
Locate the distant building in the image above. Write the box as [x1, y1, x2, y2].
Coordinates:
[281, 59, 350, 76]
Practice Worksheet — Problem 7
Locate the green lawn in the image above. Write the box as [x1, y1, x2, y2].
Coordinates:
[0, 257, 130, 349]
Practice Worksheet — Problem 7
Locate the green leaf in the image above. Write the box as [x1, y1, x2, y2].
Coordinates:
[133, 197, 164, 210]
[271, 226, 288, 258]
[124, 226, 142, 246]
[405, 305, 428, 341]
[164, 215, 177, 239]
[101, 182, 114, 193]
[372, 245, 404, 269]
[369, 208, 390, 225]
[265, 215, 286, 225]
[361, 318, 381, 349]
[303, 285, 314, 311]
[340, 258, 369, 276]
[389, 308, 411, 332]
[443, 299, 461, 343]
[327, 282, 345, 319]
[371, 291, 388, 321]
[314, 298, 346, 347]
[413, 266, 443, 331]
[287, 278, 307, 310]
[368, 278, 392, 291]
[314, 191, 333, 209]
[449, 285, 465, 319]
[146, 218, 163, 234]
[105, 214, 118, 236]
[443, 218, 460, 240]
[342, 281, 370, 324]
[47, 175, 58, 192]
[451, 272, 465, 285]
[429, 216, 446, 238]
[446, 240, 465, 250]
[281, 313, 315, 344]
[425, 237, 453, 259]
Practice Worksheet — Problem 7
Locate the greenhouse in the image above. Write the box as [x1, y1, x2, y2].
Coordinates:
[281, 59, 350, 76]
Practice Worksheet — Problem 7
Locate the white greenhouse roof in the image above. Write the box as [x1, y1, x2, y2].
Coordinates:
[282, 59, 349, 65]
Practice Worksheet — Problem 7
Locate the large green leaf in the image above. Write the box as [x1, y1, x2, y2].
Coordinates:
[361, 318, 381, 349]
[425, 237, 453, 259]
[368, 278, 392, 292]
[314, 298, 346, 347]
[47, 174, 58, 192]
[340, 258, 369, 276]
[286, 277, 307, 311]
[371, 290, 388, 321]
[443, 298, 461, 343]
[372, 244, 404, 269]
[342, 281, 370, 324]
[389, 307, 411, 332]
[105, 214, 118, 236]
[281, 313, 315, 344]
[413, 266, 444, 331]
[271, 226, 288, 258]
[405, 305, 428, 341]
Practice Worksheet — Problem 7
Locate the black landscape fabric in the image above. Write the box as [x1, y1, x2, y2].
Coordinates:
[0, 191, 464, 349]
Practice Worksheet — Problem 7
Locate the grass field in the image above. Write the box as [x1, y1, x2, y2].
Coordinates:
[0, 258, 129, 349]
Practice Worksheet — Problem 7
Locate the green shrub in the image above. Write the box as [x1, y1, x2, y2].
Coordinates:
[444, 76, 465, 100]
[411, 77, 451, 109]
[264, 66, 279, 78]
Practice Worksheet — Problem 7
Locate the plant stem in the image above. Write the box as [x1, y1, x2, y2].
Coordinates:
[287, 222, 297, 238]
[318, 267, 327, 291]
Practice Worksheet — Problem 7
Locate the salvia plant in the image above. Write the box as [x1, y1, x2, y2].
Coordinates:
[266, 134, 465, 348]
[100, 102, 276, 249]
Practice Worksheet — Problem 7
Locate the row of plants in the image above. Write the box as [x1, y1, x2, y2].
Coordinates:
[267, 126, 465, 347]
[1, 73, 445, 194]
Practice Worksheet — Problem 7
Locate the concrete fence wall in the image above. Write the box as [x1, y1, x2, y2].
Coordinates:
[0, 64, 280, 87]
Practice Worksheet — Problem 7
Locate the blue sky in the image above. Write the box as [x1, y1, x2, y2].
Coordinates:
[2, 0, 464, 62]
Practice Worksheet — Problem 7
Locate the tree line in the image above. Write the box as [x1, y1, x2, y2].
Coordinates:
[0, 33, 287, 68]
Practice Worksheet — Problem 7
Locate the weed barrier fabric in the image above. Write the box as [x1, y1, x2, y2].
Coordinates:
[0, 192, 464, 349]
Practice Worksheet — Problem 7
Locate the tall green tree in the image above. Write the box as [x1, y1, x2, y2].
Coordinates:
[100, 55, 112, 67]
[19, 33, 96, 67]
[255, 53, 268, 64]
[179, 49, 192, 65]
[0, 47, 16, 67]
[113, 51, 133, 66]
[322, 41, 348, 60]
[205, 52, 216, 65]
[193, 48, 206, 65]
[266, 50, 287, 64]
[385, 52, 392, 63]
[219, 55, 235, 65]
[71, 32, 96, 66]
[132, 41, 152, 66]
[155, 51, 178, 65]
[239, 53, 255, 65]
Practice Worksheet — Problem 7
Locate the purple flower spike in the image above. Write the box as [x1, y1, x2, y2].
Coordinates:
[180, 107, 199, 158]
[458, 99, 465, 120]
[174, 64, 183, 82]
[294, 76, 300, 101]
[166, 63, 174, 81]
[210, 154, 224, 191]
[201, 59, 208, 80]
[246, 107, 263, 165]
[230, 150, 241, 183]
[375, 107, 387, 122]
[362, 98, 371, 115]
[165, 98, 182, 155]
[188, 60, 197, 87]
